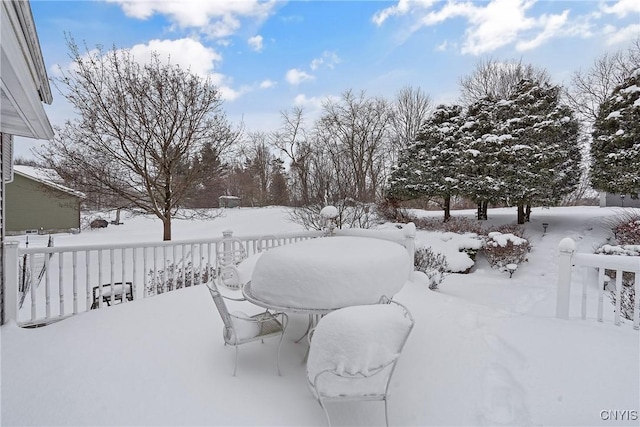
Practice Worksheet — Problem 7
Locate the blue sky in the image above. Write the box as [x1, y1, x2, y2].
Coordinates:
[16, 0, 640, 158]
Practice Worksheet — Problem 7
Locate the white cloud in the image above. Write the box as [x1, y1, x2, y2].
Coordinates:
[373, 0, 580, 55]
[605, 23, 640, 45]
[372, 0, 435, 26]
[435, 40, 449, 51]
[285, 68, 315, 85]
[105, 0, 277, 38]
[129, 38, 222, 78]
[459, 0, 538, 55]
[600, 0, 640, 18]
[248, 35, 264, 52]
[310, 51, 341, 70]
[516, 10, 569, 51]
[260, 79, 276, 89]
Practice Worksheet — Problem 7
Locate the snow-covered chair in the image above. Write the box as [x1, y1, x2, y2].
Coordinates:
[215, 237, 247, 289]
[306, 299, 414, 426]
[206, 281, 288, 376]
[257, 234, 281, 252]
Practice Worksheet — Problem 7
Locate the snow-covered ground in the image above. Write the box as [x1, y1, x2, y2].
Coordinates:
[1, 205, 638, 426]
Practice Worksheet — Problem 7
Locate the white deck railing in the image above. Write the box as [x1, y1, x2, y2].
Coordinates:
[556, 237, 640, 330]
[3, 224, 416, 328]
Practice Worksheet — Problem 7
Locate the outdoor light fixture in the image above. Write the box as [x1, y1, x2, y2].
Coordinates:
[542, 223, 549, 234]
[506, 263, 518, 278]
[620, 194, 625, 207]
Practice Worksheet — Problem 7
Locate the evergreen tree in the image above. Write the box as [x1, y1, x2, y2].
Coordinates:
[591, 69, 640, 196]
[500, 80, 582, 222]
[457, 98, 505, 220]
[388, 104, 464, 221]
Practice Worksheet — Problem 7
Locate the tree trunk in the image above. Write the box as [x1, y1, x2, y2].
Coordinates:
[482, 201, 489, 220]
[163, 215, 172, 241]
[477, 202, 483, 220]
[525, 204, 532, 222]
[517, 204, 526, 224]
[443, 195, 451, 222]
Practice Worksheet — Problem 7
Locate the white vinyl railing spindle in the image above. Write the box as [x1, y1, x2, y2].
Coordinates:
[172, 245, 177, 289]
[597, 268, 605, 322]
[143, 248, 148, 298]
[190, 244, 195, 286]
[132, 248, 137, 300]
[85, 251, 91, 310]
[581, 267, 588, 320]
[163, 246, 167, 292]
[110, 249, 115, 305]
[72, 251, 78, 314]
[58, 253, 65, 316]
[98, 250, 104, 309]
[207, 243, 213, 283]
[153, 247, 158, 294]
[634, 273, 640, 330]
[199, 244, 204, 285]
[29, 253, 36, 321]
[614, 271, 623, 326]
[121, 248, 127, 304]
[44, 255, 51, 318]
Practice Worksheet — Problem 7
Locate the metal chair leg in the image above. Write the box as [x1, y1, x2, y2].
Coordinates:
[384, 398, 389, 427]
[233, 345, 239, 377]
[317, 398, 332, 427]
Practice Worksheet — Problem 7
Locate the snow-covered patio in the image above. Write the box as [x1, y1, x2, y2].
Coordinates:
[1, 206, 638, 426]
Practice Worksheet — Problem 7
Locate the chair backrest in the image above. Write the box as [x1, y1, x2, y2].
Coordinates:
[257, 235, 281, 252]
[307, 301, 414, 395]
[216, 238, 247, 267]
[206, 283, 233, 333]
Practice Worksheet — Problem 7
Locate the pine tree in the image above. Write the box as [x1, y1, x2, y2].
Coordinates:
[501, 79, 582, 222]
[388, 104, 464, 221]
[591, 69, 640, 196]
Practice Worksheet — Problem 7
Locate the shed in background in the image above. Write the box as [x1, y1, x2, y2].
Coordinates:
[219, 195, 241, 208]
[6, 166, 84, 234]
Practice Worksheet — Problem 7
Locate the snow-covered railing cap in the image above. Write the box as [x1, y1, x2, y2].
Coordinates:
[558, 237, 576, 253]
[320, 205, 339, 219]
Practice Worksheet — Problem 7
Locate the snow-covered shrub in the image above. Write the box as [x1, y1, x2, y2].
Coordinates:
[414, 247, 449, 290]
[147, 262, 215, 296]
[612, 214, 640, 245]
[289, 201, 378, 231]
[483, 232, 530, 270]
[413, 216, 485, 235]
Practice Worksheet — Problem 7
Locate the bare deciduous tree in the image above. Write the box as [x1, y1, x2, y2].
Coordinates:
[270, 107, 313, 205]
[38, 38, 240, 240]
[565, 37, 640, 125]
[316, 90, 393, 202]
[459, 57, 551, 105]
[390, 85, 433, 149]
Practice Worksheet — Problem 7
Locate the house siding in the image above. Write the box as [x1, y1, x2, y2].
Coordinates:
[6, 173, 81, 233]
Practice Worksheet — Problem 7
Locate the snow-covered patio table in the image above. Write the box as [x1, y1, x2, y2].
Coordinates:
[243, 236, 412, 313]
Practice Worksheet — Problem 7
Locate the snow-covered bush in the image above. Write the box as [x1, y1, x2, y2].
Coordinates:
[414, 247, 449, 290]
[612, 214, 640, 245]
[413, 216, 485, 235]
[289, 201, 378, 231]
[147, 262, 215, 295]
[483, 232, 530, 270]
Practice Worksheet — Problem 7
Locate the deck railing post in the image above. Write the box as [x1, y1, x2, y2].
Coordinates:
[403, 222, 417, 275]
[556, 237, 576, 320]
[3, 241, 20, 324]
